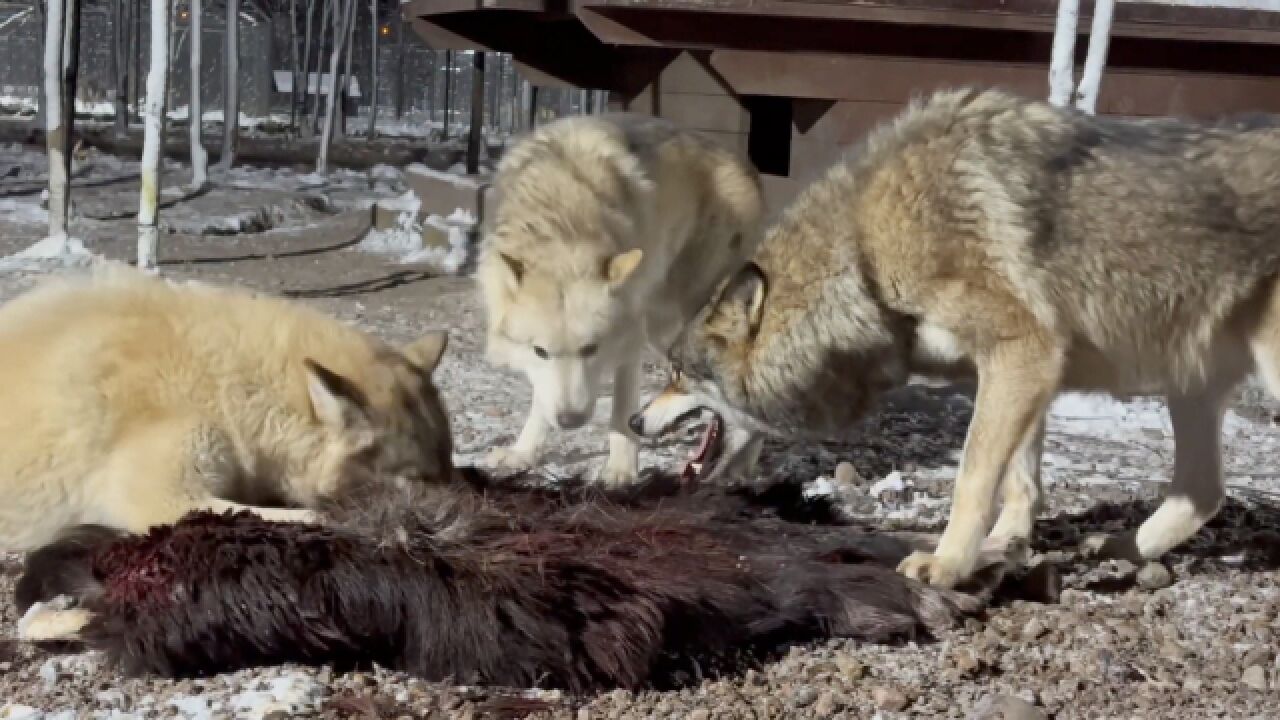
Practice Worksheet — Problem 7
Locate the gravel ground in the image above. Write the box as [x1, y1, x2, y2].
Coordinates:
[1, 146, 1279, 719]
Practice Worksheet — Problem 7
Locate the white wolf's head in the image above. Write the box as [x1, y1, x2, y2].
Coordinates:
[481, 248, 646, 430]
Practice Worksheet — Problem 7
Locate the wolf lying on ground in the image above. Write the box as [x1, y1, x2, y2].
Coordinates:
[633, 87, 1280, 590]
[477, 113, 764, 486]
[14, 468, 1010, 693]
[0, 262, 454, 551]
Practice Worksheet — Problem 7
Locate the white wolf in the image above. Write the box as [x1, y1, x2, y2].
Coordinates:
[476, 113, 764, 485]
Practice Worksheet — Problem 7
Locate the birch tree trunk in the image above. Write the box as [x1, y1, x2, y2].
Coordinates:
[1048, 0, 1079, 107]
[43, 0, 69, 242]
[189, 0, 207, 188]
[317, 0, 355, 174]
[219, 0, 239, 169]
[112, 0, 128, 136]
[137, 0, 170, 272]
[36, 0, 82, 248]
[1074, 0, 1114, 115]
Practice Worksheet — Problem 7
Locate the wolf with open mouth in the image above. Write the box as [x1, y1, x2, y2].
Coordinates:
[629, 367, 767, 487]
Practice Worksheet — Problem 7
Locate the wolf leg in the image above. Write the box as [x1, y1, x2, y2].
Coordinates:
[95, 419, 318, 533]
[986, 417, 1046, 553]
[1089, 387, 1228, 563]
[597, 360, 641, 487]
[484, 392, 550, 475]
[899, 339, 1061, 589]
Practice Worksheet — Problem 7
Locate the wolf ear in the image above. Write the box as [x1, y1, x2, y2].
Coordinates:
[497, 252, 525, 291]
[304, 359, 372, 433]
[402, 331, 448, 374]
[604, 248, 644, 289]
[720, 262, 767, 333]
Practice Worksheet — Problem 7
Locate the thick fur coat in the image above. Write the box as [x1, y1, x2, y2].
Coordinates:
[15, 470, 1003, 693]
[476, 113, 764, 487]
[0, 262, 453, 551]
[651, 87, 1280, 589]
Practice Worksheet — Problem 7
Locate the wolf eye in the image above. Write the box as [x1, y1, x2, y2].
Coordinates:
[580, 343, 598, 358]
[534, 346, 549, 359]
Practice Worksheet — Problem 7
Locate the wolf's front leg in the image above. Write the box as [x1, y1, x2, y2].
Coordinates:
[899, 340, 1061, 589]
[985, 417, 1046, 558]
[484, 392, 550, 476]
[597, 360, 641, 487]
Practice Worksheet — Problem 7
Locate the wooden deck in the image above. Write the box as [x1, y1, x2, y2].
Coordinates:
[403, 0, 1280, 206]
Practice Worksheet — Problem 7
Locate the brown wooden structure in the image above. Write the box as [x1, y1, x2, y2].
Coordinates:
[403, 0, 1280, 207]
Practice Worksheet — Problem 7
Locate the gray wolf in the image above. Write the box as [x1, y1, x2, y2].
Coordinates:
[476, 112, 764, 486]
[633, 87, 1280, 589]
[0, 262, 454, 552]
[14, 468, 1003, 690]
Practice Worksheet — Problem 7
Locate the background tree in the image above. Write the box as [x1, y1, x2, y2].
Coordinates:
[219, 0, 239, 169]
[137, 0, 172, 271]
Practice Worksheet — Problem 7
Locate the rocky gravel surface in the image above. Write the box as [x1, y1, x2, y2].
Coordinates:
[2, 150, 1279, 718]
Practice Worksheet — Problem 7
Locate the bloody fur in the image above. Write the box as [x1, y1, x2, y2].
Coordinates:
[16, 469, 1003, 694]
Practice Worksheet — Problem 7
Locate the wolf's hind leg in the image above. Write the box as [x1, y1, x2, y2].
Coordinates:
[1090, 387, 1229, 563]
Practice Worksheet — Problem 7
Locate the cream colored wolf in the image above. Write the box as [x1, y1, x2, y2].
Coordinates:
[0, 263, 454, 552]
[477, 113, 764, 485]
[634, 87, 1280, 588]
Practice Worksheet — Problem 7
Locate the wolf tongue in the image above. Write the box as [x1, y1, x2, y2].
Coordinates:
[679, 419, 720, 485]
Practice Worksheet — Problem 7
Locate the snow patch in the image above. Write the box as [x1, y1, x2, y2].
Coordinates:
[1049, 391, 1251, 438]
[230, 671, 326, 718]
[169, 695, 213, 720]
[0, 234, 93, 270]
[0, 197, 49, 225]
[0, 705, 43, 720]
[870, 471, 906, 497]
[360, 192, 472, 274]
[0, 94, 38, 115]
[405, 163, 484, 187]
[369, 163, 402, 181]
[803, 476, 837, 499]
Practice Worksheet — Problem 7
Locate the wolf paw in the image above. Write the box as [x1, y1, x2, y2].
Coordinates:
[897, 551, 968, 589]
[482, 446, 537, 477]
[594, 462, 638, 488]
[18, 601, 90, 643]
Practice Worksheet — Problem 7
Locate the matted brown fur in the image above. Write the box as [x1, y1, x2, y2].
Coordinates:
[14, 469, 1002, 694]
